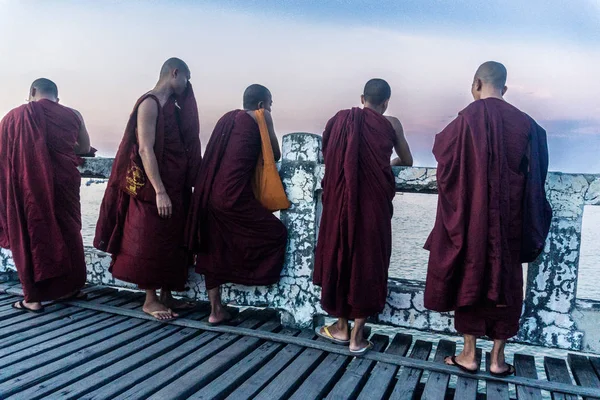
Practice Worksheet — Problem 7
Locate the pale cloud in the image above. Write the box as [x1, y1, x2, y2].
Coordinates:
[0, 1, 598, 172]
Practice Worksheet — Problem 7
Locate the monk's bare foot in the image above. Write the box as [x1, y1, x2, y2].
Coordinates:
[143, 299, 176, 321]
[208, 306, 231, 325]
[13, 300, 44, 312]
[320, 324, 350, 342]
[445, 352, 478, 372]
[490, 362, 515, 376]
[159, 291, 196, 310]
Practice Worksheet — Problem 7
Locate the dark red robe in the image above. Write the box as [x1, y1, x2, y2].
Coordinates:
[313, 108, 396, 319]
[0, 100, 86, 302]
[424, 98, 550, 339]
[94, 85, 201, 291]
[186, 110, 287, 290]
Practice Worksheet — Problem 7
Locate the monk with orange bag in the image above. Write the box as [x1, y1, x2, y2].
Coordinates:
[187, 84, 288, 325]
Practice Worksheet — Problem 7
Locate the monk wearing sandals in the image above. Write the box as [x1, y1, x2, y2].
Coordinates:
[313, 79, 413, 354]
[424, 62, 551, 376]
[0, 79, 92, 313]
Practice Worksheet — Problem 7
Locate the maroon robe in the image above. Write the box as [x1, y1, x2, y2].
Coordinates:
[0, 100, 86, 302]
[186, 110, 287, 290]
[313, 108, 396, 319]
[424, 98, 549, 339]
[94, 85, 201, 291]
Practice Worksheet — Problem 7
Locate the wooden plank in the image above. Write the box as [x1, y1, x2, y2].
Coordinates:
[388, 340, 434, 400]
[42, 299, 600, 400]
[356, 333, 413, 400]
[5, 324, 182, 400]
[288, 334, 358, 400]
[0, 306, 25, 322]
[514, 353, 543, 400]
[325, 334, 390, 400]
[79, 310, 260, 400]
[568, 354, 600, 400]
[486, 353, 509, 400]
[0, 319, 155, 397]
[0, 296, 20, 307]
[148, 320, 282, 400]
[544, 357, 578, 400]
[421, 340, 457, 400]
[253, 338, 329, 400]
[454, 348, 483, 400]
[590, 357, 600, 383]
[0, 311, 114, 358]
[226, 330, 315, 400]
[0, 316, 136, 384]
[190, 328, 301, 400]
[115, 310, 269, 400]
[0, 305, 81, 340]
[51, 327, 203, 400]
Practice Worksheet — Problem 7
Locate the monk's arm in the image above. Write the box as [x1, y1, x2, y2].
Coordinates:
[388, 117, 413, 167]
[264, 110, 281, 162]
[137, 99, 172, 218]
[70, 109, 91, 155]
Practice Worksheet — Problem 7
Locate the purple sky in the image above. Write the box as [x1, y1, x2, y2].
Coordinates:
[1, 0, 599, 172]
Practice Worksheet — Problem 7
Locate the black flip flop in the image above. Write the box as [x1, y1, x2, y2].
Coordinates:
[12, 300, 45, 314]
[445, 355, 479, 374]
[490, 363, 515, 377]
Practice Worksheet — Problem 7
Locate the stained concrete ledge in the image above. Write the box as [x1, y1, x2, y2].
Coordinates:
[2, 132, 600, 353]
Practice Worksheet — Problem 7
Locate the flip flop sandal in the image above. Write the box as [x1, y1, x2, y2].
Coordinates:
[144, 309, 175, 321]
[12, 300, 45, 314]
[490, 363, 515, 377]
[349, 340, 374, 355]
[445, 355, 479, 374]
[315, 325, 351, 345]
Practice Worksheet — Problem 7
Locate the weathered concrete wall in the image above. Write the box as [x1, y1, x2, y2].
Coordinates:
[1, 132, 599, 352]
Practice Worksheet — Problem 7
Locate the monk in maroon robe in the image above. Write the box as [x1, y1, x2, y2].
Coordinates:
[0, 78, 92, 313]
[425, 62, 551, 376]
[187, 84, 286, 325]
[95, 58, 201, 320]
[313, 79, 413, 353]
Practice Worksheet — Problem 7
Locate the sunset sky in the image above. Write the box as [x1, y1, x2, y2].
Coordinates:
[1, 0, 599, 172]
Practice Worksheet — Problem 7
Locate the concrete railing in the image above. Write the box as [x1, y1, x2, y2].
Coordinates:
[2, 132, 600, 353]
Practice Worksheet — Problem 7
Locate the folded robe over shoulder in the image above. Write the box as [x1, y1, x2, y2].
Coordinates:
[94, 84, 201, 291]
[186, 110, 287, 289]
[313, 107, 396, 319]
[424, 98, 551, 313]
[0, 100, 86, 302]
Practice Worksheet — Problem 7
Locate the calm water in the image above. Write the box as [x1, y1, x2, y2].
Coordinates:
[81, 181, 600, 299]
[80, 180, 600, 394]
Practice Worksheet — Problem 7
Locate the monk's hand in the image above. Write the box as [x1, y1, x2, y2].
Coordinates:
[156, 192, 172, 219]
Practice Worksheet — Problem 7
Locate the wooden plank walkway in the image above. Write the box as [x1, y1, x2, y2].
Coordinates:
[1, 282, 600, 399]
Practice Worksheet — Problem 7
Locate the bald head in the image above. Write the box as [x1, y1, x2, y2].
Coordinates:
[243, 84, 272, 111]
[29, 78, 58, 101]
[159, 57, 190, 79]
[363, 78, 391, 106]
[474, 61, 507, 90]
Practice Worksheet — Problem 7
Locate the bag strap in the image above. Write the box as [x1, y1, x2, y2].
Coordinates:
[255, 109, 276, 166]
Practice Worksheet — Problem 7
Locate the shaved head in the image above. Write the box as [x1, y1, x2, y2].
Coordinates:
[243, 84, 272, 111]
[363, 78, 391, 106]
[474, 61, 507, 90]
[159, 57, 190, 79]
[30, 78, 58, 98]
